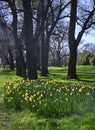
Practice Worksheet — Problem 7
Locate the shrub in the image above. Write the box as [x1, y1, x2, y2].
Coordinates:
[4, 79, 95, 118]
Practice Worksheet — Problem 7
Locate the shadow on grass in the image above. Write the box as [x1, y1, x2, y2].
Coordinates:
[0, 70, 14, 75]
[48, 73, 67, 81]
[78, 79, 95, 83]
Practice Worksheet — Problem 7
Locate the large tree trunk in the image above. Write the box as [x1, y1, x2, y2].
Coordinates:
[15, 54, 26, 77]
[40, 0, 49, 76]
[68, 43, 78, 79]
[67, 0, 78, 79]
[41, 34, 49, 76]
[9, 0, 26, 77]
[22, 0, 37, 79]
[41, 44, 49, 76]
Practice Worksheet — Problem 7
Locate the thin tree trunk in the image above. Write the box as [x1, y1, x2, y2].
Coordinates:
[8, 47, 14, 71]
[45, 37, 49, 74]
[16, 54, 21, 76]
[57, 51, 62, 67]
[41, 35, 47, 76]
[36, 40, 41, 70]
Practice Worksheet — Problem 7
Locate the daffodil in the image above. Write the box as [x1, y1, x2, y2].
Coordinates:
[39, 100, 42, 104]
[24, 97, 28, 101]
[79, 88, 82, 92]
[65, 98, 68, 101]
[70, 93, 73, 96]
[65, 93, 67, 96]
[50, 93, 52, 97]
[29, 97, 33, 102]
[86, 92, 90, 96]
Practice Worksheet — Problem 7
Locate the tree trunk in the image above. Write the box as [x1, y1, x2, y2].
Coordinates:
[8, 47, 14, 71]
[35, 40, 41, 70]
[57, 51, 62, 67]
[45, 37, 49, 74]
[67, 0, 78, 79]
[15, 53, 26, 77]
[41, 38, 47, 76]
[16, 54, 22, 76]
[22, 0, 37, 79]
[68, 43, 78, 79]
[9, 0, 26, 77]
[41, 35, 49, 76]
[40, 0, 48, 76]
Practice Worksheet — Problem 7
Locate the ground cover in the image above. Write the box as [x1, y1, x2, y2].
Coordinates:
[0, 66, 95, 130]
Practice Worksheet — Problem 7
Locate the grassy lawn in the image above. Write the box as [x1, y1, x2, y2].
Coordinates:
[0, 66, 95, 130]
[48, 65, 95, 87]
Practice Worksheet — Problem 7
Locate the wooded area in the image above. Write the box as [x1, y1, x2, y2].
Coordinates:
[0, 0, 95, 79]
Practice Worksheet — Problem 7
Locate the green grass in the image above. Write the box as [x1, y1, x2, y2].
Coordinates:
[0, 66, 95, 130]
[48, 65, 95, 87]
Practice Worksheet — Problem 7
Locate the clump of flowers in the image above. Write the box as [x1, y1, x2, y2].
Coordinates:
[4, 79, 95, 117]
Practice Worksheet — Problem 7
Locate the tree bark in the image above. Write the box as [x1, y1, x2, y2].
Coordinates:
[67, 0, 78, 79]
[35, 40, 41, 70]
[15, 54, 22, 76]
[41, 43, 49, 75]
[8, 0, 26, 77]
[8, 47, 14, 71]
[41, 30, 47, 76]
[40, 0, 49, 76]
[22, 0, 37, 79]
[41, 32, 49, 76]
[68, 42, 78, 79]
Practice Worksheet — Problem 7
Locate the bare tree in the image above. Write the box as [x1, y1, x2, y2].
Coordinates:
[49, 22, 69, 66]
[68, 0, 95, 79]
[40, 0, 70, 76]
[0, 8, 15, 70]
[0, 0, 26, 77]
